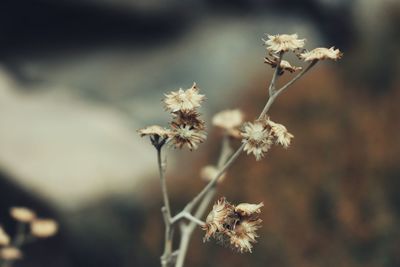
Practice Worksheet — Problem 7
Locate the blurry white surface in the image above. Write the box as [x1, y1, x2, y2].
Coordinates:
[0, 68, 155, 209]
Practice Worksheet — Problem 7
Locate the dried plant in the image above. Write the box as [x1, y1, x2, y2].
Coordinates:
[138, 33, 342, 267]
[0, 207, 58, 267]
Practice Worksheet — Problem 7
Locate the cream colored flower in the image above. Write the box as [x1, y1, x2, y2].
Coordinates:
[212, 109, 244, 130]
[10, 207, 36, 223]
[265, 57, 302, 73]
[30, 219, 58, 238]
[200, 165, 226, 183]
[171, 110, 205, 130]
[264, 34, 305, 53]
[202, 198, 235, 241]
[241, 122, 273, 161]
[171, 125, 207, 150]
[0, 247, 22, 260]
[202, 198, 263, 253]
[228, 219, 262, 253]
[268, 119, 294, 148]
[0, 227, 10, 246]
[300, 47, 343, 61]
[137, 125, 172, 138]
[164, 83, 205, 112]
[235, 202, 264, 217]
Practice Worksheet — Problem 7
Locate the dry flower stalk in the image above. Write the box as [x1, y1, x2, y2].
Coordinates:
[137, 33, 341, 267]
[0, 208, 58, 267]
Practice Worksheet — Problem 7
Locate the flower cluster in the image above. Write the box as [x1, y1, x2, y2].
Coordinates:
[138, 83, 207, 150]
[0, 207, 58, 262]
[202, 197, 263, 253]
[263, 33, 342, 74]
[241, 116, 294, 161]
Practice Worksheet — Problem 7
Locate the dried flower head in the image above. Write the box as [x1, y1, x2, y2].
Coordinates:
[164, 83, 205, 112]
[268, 119, 294, 148]
[264, 34, 305, 53]
[300, 47, 343, 61]
[10, 207, 36, 223]
[30, 219, 58, 238]
[0, 247, 22, 260]
[137, 125, 172, 138]
[200, 165, 226, 183]
[171, 125, 207, 150]
[241, 121, 273, 161]
[227, 219, 262, 253]
[202, 198, 236, 241]
[0, 227, 10, 246]
[265, 57, 302, 74]
[171, 110, 205, 130]
[212, 109, 244, 130]
[235, 202, 264, 217]
[203, 198, 263, 253]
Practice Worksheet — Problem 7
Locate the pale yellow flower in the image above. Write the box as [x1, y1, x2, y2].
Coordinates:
[164, 83, 205, 112]
[137, 125, 172, 138]
[241, 122, 273, 161]
[200, 165, 226, 183]
[235, 202, 264, 217]
[264, 34, 305, 53]
[0, 227, 10, 246]
[10, 207, 36, 223]
[300, 47, 343, 61]
[268, 119, 294, 148]
[30, 219, 58, 238]
[171, 125, 207, 150]
[212, 109, 244, 130]
[0, 247, 22, 260]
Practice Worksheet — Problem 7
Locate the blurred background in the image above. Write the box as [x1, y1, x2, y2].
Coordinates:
[0, 0, 399, 266]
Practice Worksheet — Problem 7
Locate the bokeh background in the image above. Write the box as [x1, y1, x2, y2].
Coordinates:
[0, 0, 400, 266]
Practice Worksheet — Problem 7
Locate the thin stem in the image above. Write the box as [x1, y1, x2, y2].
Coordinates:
[157, 147, 173, 267]
[171, 212, 205, 226]
[268, 52, 283, 96]
[275, 60, 318, 97]
[157, 148, 172, 219]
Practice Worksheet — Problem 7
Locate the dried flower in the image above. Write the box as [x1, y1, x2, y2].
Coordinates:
[202, 198, 236, 241]
[241, 121, 273, 161]
[227, 219, 262, 253]
[30, 219, 58, 238]
[10, 207, 36, 223]
[164, 83, 205, 112]
[0, 227, 10, 246]
[300, 47, 343, 61]
[265, 57, 302, 74]
[235, 202, 264, 217]
[200, 165, 226, 183]
[0, 247, 22, 260]
[203, 198, 263, 253]
[171, 125, 207, 150]
[264, 34, 305, 53]
[268, 119, 294, 148]
[171, 110, 206, 130]
[137, 125, 173, 138]
[212, 109, 244, 130]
